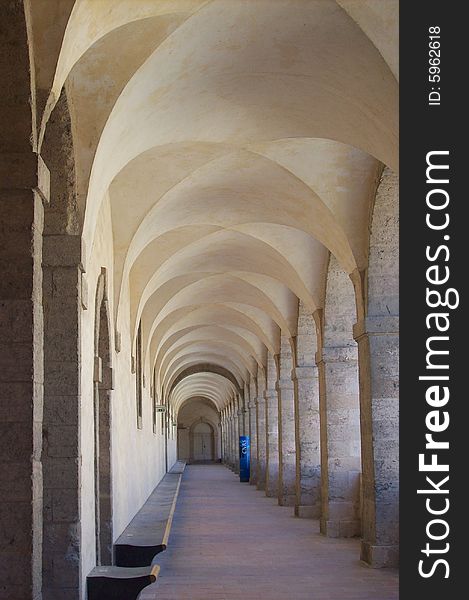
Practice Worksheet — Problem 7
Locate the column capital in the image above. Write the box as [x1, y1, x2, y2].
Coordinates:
[353, 316, 399, 341]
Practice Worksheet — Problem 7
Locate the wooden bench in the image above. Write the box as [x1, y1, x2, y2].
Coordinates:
[87, 564, 159, 600]
[86, 461, 185, 598]
[168, 460, 186, 474]
[114, 460, 186, 567]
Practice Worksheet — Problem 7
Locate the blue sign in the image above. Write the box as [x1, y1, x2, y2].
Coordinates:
[239, 435, 250, 482]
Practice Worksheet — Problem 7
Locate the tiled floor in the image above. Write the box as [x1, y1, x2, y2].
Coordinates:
[140, 464, 399, 600]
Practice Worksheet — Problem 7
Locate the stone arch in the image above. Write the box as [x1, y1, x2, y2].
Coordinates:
[170, 364, 242, 396]
[319, 254, 361, 538]
[171, 373, 238, 414]
[93, 269, 113, 565]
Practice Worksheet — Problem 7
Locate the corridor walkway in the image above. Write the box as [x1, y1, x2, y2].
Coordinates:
[140, 465, 398, 600]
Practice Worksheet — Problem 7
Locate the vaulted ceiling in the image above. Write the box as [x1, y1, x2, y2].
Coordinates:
[35, 0, 398, 413]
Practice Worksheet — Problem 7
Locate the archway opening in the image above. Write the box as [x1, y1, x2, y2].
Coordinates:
[192, 421, 215, 462]
[177, 397, 220, 463]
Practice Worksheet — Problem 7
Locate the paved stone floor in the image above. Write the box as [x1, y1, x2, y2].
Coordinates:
[140, 464, 399, 600]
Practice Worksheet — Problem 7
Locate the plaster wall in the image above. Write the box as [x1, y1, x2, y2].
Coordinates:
[80, 195, 170, 593]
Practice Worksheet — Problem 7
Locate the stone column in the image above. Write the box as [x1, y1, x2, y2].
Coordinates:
[293, 303, 321, 518]
[256, 370, 267, 491]
[223, 409, 229, 465]
[228, 406, 235, 470]
[265, 354, 279, 498]
[0, 153, 48, 600]
[237, 394, 245, 438]
[354, 316, 399, 567]
[233, 397, 240, 473]
[243, 383, 250, 437]
[39, 90, 84, 596]
[318, 345, 361, 538]
[228, 408, 233, 467]
[277, 336, 296, 506]
[223, 410, 229, 465]
[220, 411, 226, 463]
[221, 412, 225, 462]
[293, 365, 321, 518]
[224, 407, 231, 467]
[42, 234, 82, 598]
[248, 375, 258, 485]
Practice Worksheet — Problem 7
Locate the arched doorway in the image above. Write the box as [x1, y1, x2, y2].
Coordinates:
[191, 421, 215, 462]
[93, 269, 113, 564]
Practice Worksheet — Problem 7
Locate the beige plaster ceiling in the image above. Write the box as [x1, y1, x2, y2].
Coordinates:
[38, 0, 398, 413]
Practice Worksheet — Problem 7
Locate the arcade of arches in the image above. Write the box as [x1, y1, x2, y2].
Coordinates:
[0, 1, 398, 599]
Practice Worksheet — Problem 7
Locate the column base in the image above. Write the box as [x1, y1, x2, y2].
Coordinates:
[360, 542, 399, 568]
[320, 518, 361, 538]
[249, 476, 257, 486]
[294, 504, 320, 519]
[278, 494, 296, 507]
[256, 480, 265, 491]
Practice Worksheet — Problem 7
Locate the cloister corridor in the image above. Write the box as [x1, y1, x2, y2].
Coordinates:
[142, 465, 399, 600]
[1, 1, 399, 599]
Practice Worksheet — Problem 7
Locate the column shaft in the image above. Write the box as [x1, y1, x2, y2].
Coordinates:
[0, 155, 47, 600]
[233, 401, 240, 473]
[265, 389, 279, 498]
[355, 317, 399, 567]
[319, 346, 361, 538]
[278, 378, 296, 506]
[237, 398, 245, 439]
[294, 366, 321, 518]
[248, 402, 257, 485]
[42, 235, 82, 597]
[221, 417, 226, 463]
[256, 395, 267, 490]
[229, 414, 236, 470]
